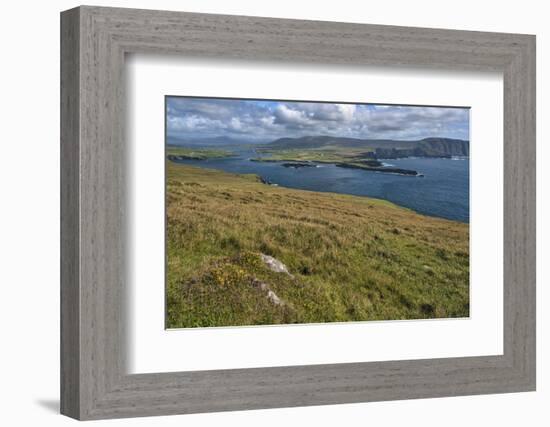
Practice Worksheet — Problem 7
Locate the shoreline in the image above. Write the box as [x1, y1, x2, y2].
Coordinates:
[169, 162, 469, 225]
[249, 157, 423, 176]
[166, 161, 469, 328]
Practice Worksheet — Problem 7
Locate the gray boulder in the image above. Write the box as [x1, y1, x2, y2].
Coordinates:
[260, 254, 293, 277]
[251, 278, 283, 306]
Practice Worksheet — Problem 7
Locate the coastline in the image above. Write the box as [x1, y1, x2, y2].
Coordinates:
[166, 162, 469, 328]
[168, 161, 468, 224]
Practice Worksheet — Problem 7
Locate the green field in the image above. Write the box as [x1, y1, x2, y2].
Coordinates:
[167, 146, 233, 160]
[166, 162, 469, 328]
[250, 147, 421, 174]
[252, 147, 374, 163]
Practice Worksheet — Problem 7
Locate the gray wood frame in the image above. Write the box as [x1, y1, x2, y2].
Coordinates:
[60, 5, 536, 420]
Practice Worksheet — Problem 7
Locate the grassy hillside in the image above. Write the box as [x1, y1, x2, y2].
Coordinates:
[266, 135, 469, 157]
[166, 162, 469, 328]
[167, 146, 232, 159]
[266, 135, 419, 150]
[250, 147, 421, 175]
[252, 147, 375, 163]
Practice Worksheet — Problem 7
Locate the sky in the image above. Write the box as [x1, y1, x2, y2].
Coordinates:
[166, 97, 470, 142]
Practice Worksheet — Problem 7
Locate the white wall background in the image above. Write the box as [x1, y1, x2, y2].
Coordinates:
[0, 0, 546, 425]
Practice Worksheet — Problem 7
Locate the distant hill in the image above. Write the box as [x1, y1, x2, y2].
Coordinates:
[267, 135, 469, 158]
[167, 135, 265, 146]
[374, 138, 469, 158]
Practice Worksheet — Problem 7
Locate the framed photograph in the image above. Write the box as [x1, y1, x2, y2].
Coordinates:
[164, 96, 471, 329]
[61, 6, 536, 420]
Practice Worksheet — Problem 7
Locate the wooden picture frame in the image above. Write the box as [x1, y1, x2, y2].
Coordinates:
[60, 5, 536, 420]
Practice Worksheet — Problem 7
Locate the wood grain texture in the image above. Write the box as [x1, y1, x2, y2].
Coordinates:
[60, 5, 536, 420]
[60, 7, 80, 419]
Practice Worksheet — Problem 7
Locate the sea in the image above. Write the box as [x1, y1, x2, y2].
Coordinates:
[169, 143, 470, 223]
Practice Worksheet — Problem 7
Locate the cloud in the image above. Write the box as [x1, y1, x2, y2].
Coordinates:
[273, 105, 311, 128]
[166, 97, 469, 142]
[359, 105, 469, 139]
[272, 103, 357, 129]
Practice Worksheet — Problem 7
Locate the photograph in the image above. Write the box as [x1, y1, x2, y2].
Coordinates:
[165, 96, 470, 328]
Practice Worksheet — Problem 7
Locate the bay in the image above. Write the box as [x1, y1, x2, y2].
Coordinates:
[169, 144, 469, 223]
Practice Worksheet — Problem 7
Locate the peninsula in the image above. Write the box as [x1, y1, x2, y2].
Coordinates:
[249, 135, 468, 176]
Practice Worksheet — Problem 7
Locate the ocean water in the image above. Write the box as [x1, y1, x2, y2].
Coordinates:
[170, 145, 470, 223]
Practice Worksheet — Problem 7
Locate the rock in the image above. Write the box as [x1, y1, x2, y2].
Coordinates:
[251, 278, 283, 306]
[266, 290, 282, 305]
[259, 176, 278, 186]
[335, 162, 420, 176]
[167, 154, 206, 161]
[281, 162, 317, 168]
[260, 254, 293, 277]
[249, 254, 294, 306]
[251, 278, 269, 292]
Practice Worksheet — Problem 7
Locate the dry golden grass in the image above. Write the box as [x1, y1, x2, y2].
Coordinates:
[166, 162, 469, 328]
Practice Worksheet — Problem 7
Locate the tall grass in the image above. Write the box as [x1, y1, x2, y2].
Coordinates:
[166, 163, 469, 328]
